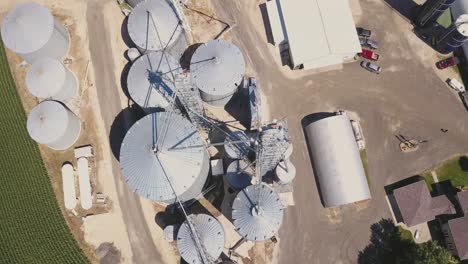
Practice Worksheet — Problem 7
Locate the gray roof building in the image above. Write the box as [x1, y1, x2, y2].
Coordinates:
[446, 216, 468, 260]
[393, 181, 455, 227]
[456, 191, 468, 214]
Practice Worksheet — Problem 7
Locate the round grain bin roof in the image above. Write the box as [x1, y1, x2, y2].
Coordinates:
[1, 2, 54, 54]
[127, 0, 182, 51]
[232, 183, 284, 241]
[190, 40, 245, 96]
[224, 131, 251, 160]
[226, 160, 253, 190]
[177, 214, 225, 264]
[127, 51, 181, 109]
[27, 100, 69, 145]
[120, 112, 209, 203]
[26, 58, 66, 98]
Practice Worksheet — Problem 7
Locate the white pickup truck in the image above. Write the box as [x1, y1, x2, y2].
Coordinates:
[447, 78, 466, 93]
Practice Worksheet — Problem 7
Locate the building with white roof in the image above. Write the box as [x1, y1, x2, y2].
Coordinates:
[265, 0, 361, 70]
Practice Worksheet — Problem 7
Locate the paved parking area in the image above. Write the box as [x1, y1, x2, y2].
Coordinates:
[212, 0, 468, 263]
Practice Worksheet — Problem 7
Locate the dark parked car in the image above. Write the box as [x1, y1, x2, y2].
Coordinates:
[360, 61, 382, 74]
[436, 57, 459, 69]
[356, 27, 372, 38]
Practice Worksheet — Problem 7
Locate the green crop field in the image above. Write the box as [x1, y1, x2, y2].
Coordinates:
[0, 41, 88, 263]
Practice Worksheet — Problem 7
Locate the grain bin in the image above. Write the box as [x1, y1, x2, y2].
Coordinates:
[232, 183, 284, 241]
[120, 112, 210, 203]
[127, 51, 181, 111]
[190, 40, 245, 106]
[127, 0, 183, 53]
[26, 58, 77, 102]
[1, 2, 69, 63]
[27, 100, 81, 150]
[177, 214, 225, 264]
[226, 160, 253, 190]
[224, 130, 251, 159]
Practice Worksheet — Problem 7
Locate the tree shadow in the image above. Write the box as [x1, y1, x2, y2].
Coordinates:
[459, 156, 468, 172]
[358, 218, 415, 264]
[109, 105, 145, 161]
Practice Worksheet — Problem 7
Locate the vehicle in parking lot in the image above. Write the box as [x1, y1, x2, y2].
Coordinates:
[360, 61, 381, 74]
[360, 38, 378, 49]
[459, 91, 468, 111]
[447, 78, 465, 92]
[356, 27, 371, 38]
[359, 49, 379, 61]
[436, 57, 459, 69]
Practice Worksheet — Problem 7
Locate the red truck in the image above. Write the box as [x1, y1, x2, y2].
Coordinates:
[359, 49, 379, 61]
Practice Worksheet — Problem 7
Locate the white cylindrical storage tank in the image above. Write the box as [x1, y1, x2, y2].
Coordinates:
[127, 51, 181, 112]
[190, 40, 245, 106]
[120, 112, 210, 203]
[1, 2, 69, 63]
[26, 58, 77, 102]
[275, 159, 296, 184]
[224, 131, 251, 159]
[27, 100, 81, 150]
[177, 214, 225, 264]
[127, 0, 183, 53]
[232, 183, 284, 241]
[226, 160, 253, 190]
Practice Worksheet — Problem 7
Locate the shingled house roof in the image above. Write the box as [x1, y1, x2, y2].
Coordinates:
[457, 191, 468, 215]
[393, 181, 455, 227]
[448, 216, 468, 260]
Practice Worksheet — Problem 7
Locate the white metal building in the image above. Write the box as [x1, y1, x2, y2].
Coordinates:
[1, 2, 69, 63]
[304, 113, 371, 207]
[266, 0, 361, 70]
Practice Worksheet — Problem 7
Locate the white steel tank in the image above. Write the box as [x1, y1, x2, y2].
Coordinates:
[1, 2, 70, 63]
[177, 214, 225, 264]
[226, 160, 253, 190]
[27, 100, 81, 150]
[120, 112, 210, 203]
[224, 130, 251, 160]
[190, 40, 245, 106]
[127, 0, 183, 53]
[26, 58, 77, 102]
[127, 51, 181, 111]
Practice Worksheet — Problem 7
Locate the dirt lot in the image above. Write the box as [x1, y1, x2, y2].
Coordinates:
[209, 0, 468, 263]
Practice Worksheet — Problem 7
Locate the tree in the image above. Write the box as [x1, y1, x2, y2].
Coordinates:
[413, 241, 458, 264]
[358, 219, 459, 264]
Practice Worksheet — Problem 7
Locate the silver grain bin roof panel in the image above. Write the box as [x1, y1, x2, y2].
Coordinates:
[191, 40, 245, 96]
[224, 130, 251, 159]
[127, 51, 181, 109]
[26, 58, 66, 98]
[27, 100, 70, 144]
[232, 183, 284, 241]
[120, 112, 209, 203]
[304, 114, 371, 208]
[1, 3, 54, 54]
[177, 214, 225, 264]
[226, 160, 253, 190]
[127, 0, 182, 52]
